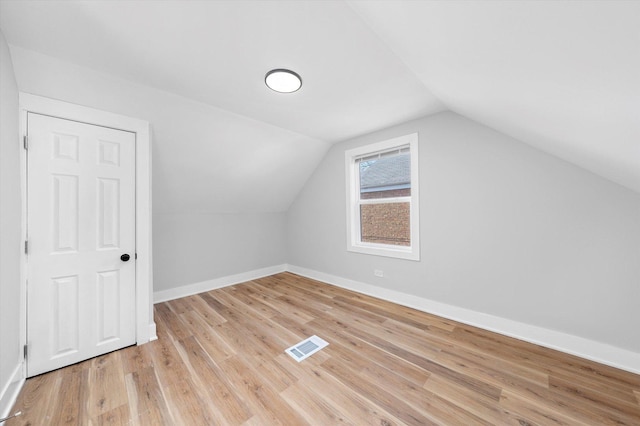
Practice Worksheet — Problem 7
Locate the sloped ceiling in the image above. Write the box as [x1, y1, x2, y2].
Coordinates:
[0, 0, 444, 142]
[1, 0, 638, 195]
[348, 0, 640, 193]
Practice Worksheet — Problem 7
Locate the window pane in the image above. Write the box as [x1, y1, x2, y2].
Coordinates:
[359, 151, 410, 200]
[360, 202, 410, 246]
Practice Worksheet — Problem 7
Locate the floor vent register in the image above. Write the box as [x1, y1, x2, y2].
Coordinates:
[285, 335, 329, 362]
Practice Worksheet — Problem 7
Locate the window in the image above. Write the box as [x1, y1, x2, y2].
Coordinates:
[345, 133, 419, 260]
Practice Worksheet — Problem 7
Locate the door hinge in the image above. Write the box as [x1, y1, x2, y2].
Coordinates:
[24, 240, 28, 255]
[23, 135, 28, 150]
[23, 344, 28, 360]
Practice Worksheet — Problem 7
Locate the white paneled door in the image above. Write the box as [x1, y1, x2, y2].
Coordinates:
[26, 113, 136, 377]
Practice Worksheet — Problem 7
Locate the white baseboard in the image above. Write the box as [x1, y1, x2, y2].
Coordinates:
[148, 322, 158, 342]
[153, 264, 288, 303]
[286, 264, 640, 375]
[0, 362, 24, 423]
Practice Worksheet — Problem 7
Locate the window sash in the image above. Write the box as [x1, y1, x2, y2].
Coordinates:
[354, 145, 410, 163]
[358, 196, 410, 205]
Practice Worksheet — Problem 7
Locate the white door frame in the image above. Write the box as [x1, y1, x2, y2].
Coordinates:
[19, 93, 155, 377]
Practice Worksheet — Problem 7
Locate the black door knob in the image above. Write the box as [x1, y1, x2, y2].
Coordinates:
[120, 254, 130, 262]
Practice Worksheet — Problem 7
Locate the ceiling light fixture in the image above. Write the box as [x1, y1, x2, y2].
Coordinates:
[265, 69, 302, 93]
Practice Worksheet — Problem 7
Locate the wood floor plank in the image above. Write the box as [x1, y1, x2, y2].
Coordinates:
[423, 374, 515, 425]
[327, 295, 393, 325]
[86, 352, 129, 418]
[8, 371, 61, 425]
[383, 316, 553, 392]
[275, 353, 404, 425]
[435, 343, 640, 424]
[333, 294, 456, 332]
[126, 367, 174, 425]
[453, 324, 640, 389]
[320, 322, 433, 386]
[48, 363, 84, 425]
[8, 272, 640, 425]
[242, 353, 299, 393]
[330, 309, 443, 359]
[273, 274, 348, 300]
[93, 404, 131, 426]
[548, 374, 640, 418]
[120, 343, 155, 375]
[244, 279, 321, 324]
[247, 291, 317, 324]
[175, 335, 252, 425]
[154, 302, 192, 342]
[162, 377, 218, 426]
[321, 356, 439, 426]
[505, 376, 640, 425]
[357, 356, 492, 425]
[280, 381, 353, 425]
[178, 310, 236, 362]
[147, 333, 187, 388]
[165, 297, 194, 315]
[188, 294, 228, 325]
[498, 389, 587, 425]
[434, 346, 550, 395]
[218, 356, 309, 426]
[215, 288, 273, 322]
[341, 318, 504, 401]
[222, 283, 284, 319]
[551, 368, 639, 407]
[254, 280, 334, 315]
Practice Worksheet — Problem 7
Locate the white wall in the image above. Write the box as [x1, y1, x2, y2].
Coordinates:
[9, 46, 324, 293]
[154, 212, 286, 292]
[287, 112, 640, 354]
[0, 30, 22, 417]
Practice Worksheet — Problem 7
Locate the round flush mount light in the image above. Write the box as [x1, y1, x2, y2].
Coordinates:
[265, 68, 302, 93]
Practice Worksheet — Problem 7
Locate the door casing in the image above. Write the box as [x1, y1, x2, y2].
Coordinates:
[18, 93, 155, 378]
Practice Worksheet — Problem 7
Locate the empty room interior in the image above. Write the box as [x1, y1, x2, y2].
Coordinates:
[1, 1, 639, 425]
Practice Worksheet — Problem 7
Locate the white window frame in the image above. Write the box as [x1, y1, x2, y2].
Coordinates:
[345, 133, 420, 261]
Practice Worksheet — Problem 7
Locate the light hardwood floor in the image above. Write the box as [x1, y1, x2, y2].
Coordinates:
[7, 272, 640, 425]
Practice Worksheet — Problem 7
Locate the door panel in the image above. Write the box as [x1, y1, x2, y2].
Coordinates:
[52, 174, 79, 253]
[97, 178, 121, 249]
[97, 269, 121, 344]
[51, 274, 79, 357]
[27, 113, 136, 377]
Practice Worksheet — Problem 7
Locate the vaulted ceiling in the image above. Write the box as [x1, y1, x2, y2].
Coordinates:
[1, 0, 638, 196]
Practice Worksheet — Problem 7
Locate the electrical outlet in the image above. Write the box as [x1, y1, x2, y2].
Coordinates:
[374, 269, 384, 277]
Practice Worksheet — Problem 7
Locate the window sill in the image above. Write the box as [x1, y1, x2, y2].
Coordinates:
[347, 243, 420, 261]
